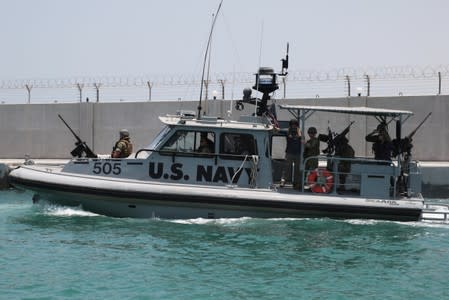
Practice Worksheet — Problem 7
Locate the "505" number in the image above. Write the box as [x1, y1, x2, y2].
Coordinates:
[92, 162, 122, 175]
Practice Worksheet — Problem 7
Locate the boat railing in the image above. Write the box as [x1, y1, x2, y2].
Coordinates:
[422, 202, 449, 222]
[300, 155, 419, 198]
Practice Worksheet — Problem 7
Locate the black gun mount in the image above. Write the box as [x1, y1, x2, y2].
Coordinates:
[235, 43, 289, 117]
[319, 121, 355, 156]
[392, 112, 431, 158]
[58, 114, 97, 158]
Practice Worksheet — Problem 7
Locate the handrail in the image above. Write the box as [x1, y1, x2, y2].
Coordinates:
[300, 155, 406, 195]
[302, 155, 394, 166]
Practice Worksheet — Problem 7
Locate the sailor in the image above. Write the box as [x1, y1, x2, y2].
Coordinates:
[198, 133, 214, 153]
[111, 129, 133, 158]
[281, 119, 303, 189]
[335, 136, 355, 191]
[365, 122, 393, 161]
[303, 126, 320, 171]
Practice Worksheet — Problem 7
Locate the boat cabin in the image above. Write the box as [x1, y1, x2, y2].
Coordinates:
[62, 103, 423, 202]
[137, 114, 274, 189]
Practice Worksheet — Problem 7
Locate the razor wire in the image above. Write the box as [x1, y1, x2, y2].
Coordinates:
[0, 65, 448, 103]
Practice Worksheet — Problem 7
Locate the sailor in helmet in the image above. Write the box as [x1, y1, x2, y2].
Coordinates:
[365, 122, 393, 161]
[303, 126, 320, 171]
[281, 119, 303, 188]
[111, 129, 133, 158]
[335, 136, 355, 191]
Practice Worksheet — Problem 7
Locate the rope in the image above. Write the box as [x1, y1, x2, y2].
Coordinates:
[230, 154, 259, 188]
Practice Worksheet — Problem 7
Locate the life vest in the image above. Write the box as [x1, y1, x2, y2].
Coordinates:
[121, 139, 133, 157]
[307, 168, 334, 193]
[112, 138, 133, 158]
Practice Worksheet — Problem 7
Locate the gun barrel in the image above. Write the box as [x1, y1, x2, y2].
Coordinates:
[407, 112, 432, 139]
[338, 121, 355, 138]
[58, 114, 97, 158]
[58, 114, 82, 143]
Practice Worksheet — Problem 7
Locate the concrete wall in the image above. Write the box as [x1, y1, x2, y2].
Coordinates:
[0, 95, 447, 160]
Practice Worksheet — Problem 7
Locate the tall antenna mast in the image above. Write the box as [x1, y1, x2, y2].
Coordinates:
[281, 42, 289, 98]
[255, 21, 264, 117]
[198, 0, 223, 119]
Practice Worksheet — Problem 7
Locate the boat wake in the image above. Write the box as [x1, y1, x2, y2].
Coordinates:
[345, 218, 449, 228]
[344, 219, 380, 226]
[170, 217, 324, 226]
[400, 220, 449, 228]
[170, 217, 254, 225]
[41, 204, 99, 217]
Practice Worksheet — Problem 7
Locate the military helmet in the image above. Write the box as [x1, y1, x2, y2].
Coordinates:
[307, 127, 317, 134]
[289, 119, 299, 126]
[120, 129, 129, 137]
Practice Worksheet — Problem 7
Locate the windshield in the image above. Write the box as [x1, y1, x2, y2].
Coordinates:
[146, 126, 171, 150]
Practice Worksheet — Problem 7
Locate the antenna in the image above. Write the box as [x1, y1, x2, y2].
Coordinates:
[204, 12, 215, 115]
[258, 21, 264, 72]
[198, 0, 223, 119]
[281, 42, 289, 75]
[280, 42, 289, 98]
[256, 21, 264, 117]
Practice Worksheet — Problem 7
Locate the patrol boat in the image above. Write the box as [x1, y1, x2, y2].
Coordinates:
[9, 57, 445, 221]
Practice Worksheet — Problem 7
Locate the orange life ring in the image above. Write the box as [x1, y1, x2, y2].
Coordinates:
[307, 168, 334, 193]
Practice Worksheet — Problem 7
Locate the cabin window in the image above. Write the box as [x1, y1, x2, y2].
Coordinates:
[160, 130, 215, 156]
[146, 126, 171, 150]
[219, 133, 257, 159]
[271, 135, 287, 159]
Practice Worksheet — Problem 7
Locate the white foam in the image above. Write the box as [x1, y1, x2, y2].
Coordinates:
[395, 220, 449, 229]
[43, 205, 99, 217]
[169, 217, 315, 225]
[267, 217, 309, 221]
[170, 217, 253, 225]
[344, 218, 449, 228]
[345, 219, 380, 225]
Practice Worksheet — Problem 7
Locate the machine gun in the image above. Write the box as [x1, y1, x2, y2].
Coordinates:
[58, 114, 97, 158]
[392, 112, 432, 157]
[392, 112, 431, 195]
[319, 121, 355, 156]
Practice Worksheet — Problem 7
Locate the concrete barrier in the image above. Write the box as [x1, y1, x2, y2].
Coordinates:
[0, 95, 446, 160]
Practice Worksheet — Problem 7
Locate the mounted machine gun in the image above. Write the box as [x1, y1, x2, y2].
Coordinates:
[392, 112, 432, 158]
[58, 114, 97, 158]
[392, 112, 431, 195]
[319, 121, 355, 156]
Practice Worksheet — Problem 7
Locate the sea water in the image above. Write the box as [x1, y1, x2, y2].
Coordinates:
[1, 188, 449, 299]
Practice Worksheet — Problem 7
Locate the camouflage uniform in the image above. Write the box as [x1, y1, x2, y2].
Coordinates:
[303, 136, 320, 170]
[335, 138, 355, 189]
[112, 137, 133, 158]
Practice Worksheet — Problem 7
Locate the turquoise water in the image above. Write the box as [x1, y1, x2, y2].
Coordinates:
[1, 189, 449, 299]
